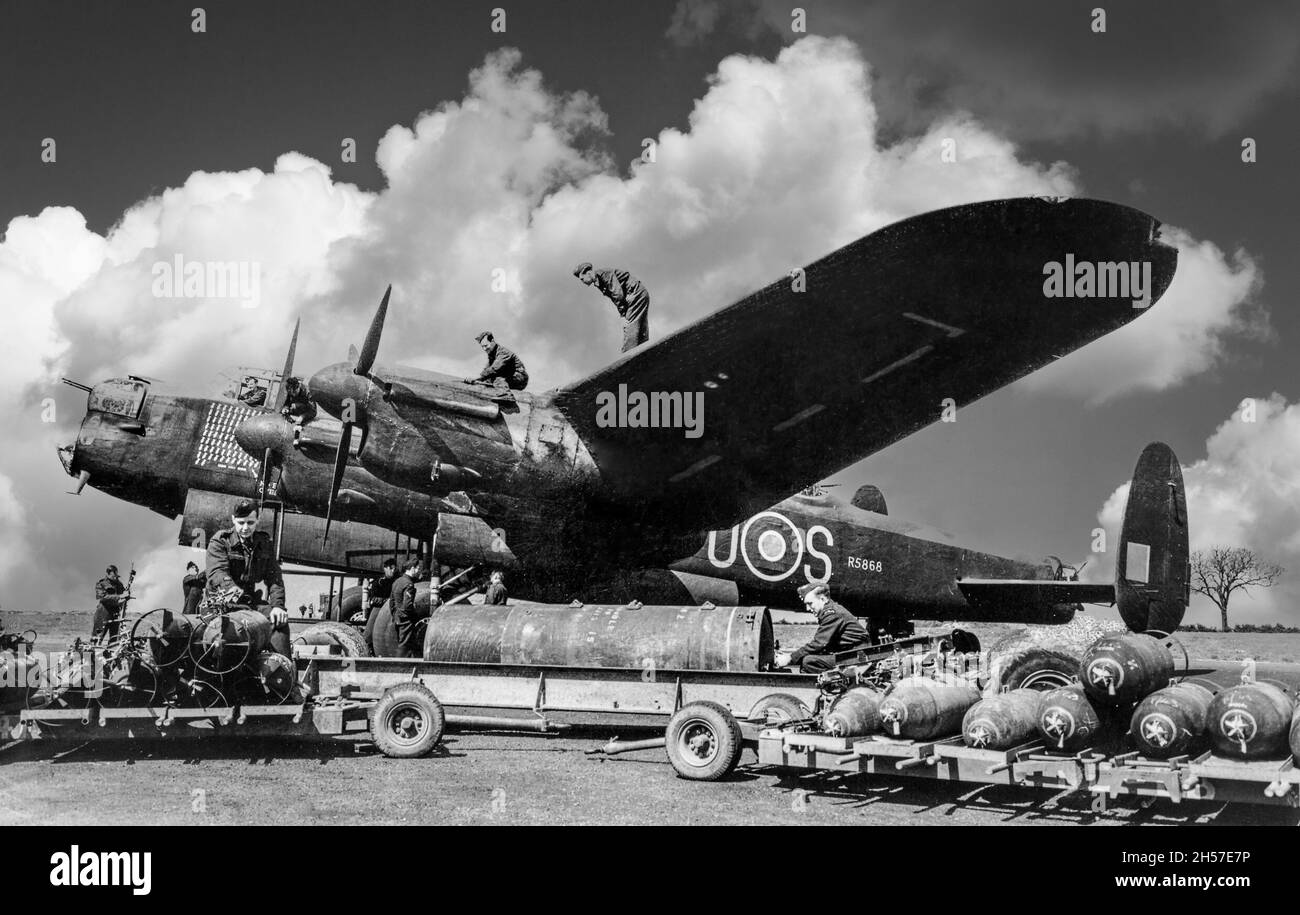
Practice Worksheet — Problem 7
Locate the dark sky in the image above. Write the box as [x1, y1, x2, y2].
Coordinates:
[1, 0, 1297, 622]
[2, 0, 777, 229]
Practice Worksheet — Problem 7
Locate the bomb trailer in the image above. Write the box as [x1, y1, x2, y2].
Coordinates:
[4, 601, 1300, 816]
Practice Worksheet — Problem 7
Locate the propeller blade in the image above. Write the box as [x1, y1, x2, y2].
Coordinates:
[273, 317, 301, 411]
[66, 469, 90, 495]
[354, 285, 391, 378]
[347, 344, 359, 362]
[322, 421, 352, 542]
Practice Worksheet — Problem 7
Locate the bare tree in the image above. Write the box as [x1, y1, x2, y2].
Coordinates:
[1190, 547, 1284, 632]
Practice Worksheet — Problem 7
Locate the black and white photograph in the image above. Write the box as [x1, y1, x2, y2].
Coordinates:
[1, 0, 1298, 867]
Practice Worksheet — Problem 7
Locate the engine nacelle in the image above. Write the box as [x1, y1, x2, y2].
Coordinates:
[179, 489, 416, 576]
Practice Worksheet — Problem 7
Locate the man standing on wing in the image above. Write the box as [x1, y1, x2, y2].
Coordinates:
[573, 262, 650, 353]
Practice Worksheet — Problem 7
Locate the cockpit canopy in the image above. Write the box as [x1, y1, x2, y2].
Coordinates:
[214, 366, 285, 408]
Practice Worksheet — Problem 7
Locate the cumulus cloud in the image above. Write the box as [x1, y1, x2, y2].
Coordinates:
[1093, 395, 1300, 625]
[668, 0, 1300, 141]
[1020, 226, 1268, 404]
[0, 39, 1269, 612]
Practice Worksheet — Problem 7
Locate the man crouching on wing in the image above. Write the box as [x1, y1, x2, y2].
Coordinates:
[205, 499, 291, 656]
[774, 583, 871, 673]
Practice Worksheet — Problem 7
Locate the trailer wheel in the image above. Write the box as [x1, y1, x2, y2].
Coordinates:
[747, 693, 811, 725]
[296, 621, 370, 658]
[665, 701, 743, 781]
[993, 649, 1078, 693]
[370, 682, 445, 759]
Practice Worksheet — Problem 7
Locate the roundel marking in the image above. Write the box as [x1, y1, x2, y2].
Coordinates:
[739, 511, 805, 582]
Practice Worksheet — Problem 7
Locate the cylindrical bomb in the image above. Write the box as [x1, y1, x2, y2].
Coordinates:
[823, 688, 884, 738]
[1290, 707, 1300, 764]
[1079, 632, 1174, 706]
[1207, 682, 1295, 759]
[191, 609, 272, 670]
[104, 653, 159, 704]
[422, 604, 773, 672]
[1037, 685, 1114, 752]
[1129, 681, 1215, 759]
[148, 612, 201, 667]
[878, 677, 981, 739]
[962, 689, 1042, 750]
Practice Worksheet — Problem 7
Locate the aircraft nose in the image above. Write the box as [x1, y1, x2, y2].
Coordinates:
[234, 412, 294, 458]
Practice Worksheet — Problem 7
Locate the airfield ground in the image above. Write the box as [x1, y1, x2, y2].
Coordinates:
[3, 610, 1299, 825]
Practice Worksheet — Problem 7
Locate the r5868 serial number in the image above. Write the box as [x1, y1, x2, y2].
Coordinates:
[846, 557, 882, 572]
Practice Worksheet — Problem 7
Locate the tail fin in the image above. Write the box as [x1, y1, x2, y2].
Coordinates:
[1116, 442, 1189, 633]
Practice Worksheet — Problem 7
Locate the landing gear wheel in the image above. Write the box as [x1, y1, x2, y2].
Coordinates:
[747, 693, 811, 726]
[665, 701, 743, 781]
[370, 683, 445, 758]
[295, 621, 371, 658]
[994, 649, 1079, 693]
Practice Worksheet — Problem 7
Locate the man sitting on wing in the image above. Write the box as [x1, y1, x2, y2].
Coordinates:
[463, 331, 529, 391]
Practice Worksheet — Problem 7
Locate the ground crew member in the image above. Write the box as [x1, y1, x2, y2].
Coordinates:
[463, 331, 529, 390]
[367, 556, 425, 657]
[182, 561, 206, 615]
[574, 262, 650, 352]
[484, 570, 508, 606]
[280, 376, 317, 425]
[91, 565, 127, 642]
[363, 559, 398, 622]
[774, 583, 871, 673]
[205, 500, 291, 656]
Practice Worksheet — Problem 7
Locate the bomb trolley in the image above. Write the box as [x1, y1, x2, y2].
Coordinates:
[9, 645, 1300, 809]
[751, 720, 1300, 810]
[6, 649, 822, 765]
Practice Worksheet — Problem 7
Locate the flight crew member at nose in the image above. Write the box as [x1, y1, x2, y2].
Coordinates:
[279, 376, 317, 425]
[205, 500, 291, 656]
[91, 564, 127, 642]
[463, 331, 529, 391]
[774, 583, 871, 673]
[573, 262, 650, 353]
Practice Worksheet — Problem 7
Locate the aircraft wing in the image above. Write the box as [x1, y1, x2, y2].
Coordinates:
[549, 197, 1177, 535]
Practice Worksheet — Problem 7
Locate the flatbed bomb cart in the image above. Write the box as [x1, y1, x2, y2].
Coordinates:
[6, 633, 1299, 810]
[3, 648, 821, 771]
